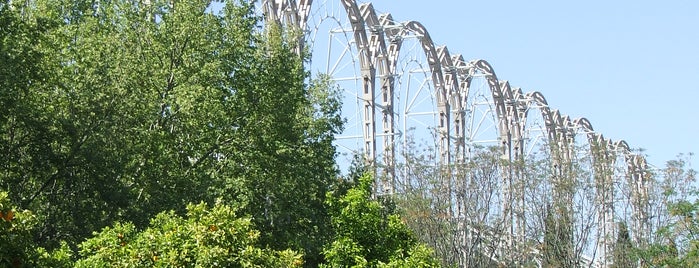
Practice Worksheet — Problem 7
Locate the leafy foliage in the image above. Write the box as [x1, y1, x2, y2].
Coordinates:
[542, 205, 574, 267]
[637, 155, 699, 267]
[612, 222, 637, 268]
[75, 202, 303, 267]
[0, 192, 73, 267]
[322, 174, 440, 268]
[1, 0, 340, 264]
[10, 0, 699, 267]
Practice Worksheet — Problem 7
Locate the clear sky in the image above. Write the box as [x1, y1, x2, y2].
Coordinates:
[362, 0, 699, 169]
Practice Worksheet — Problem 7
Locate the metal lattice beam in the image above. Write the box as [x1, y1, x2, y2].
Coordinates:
[256, 1, 655, 266]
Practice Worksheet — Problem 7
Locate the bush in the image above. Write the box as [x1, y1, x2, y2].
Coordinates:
[76, 201, 302, 267]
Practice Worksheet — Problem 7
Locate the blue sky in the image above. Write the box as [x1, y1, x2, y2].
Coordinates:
[364, 0, 698, 168]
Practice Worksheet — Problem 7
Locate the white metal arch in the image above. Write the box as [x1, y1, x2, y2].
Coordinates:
[257, 1, 655, 266]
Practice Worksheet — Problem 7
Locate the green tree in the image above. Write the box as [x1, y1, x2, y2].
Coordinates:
[1, 1, 341, 263]
[612, 221, 637, 268]
[542, 204, 574, 268]
[0, 192, 73, 267]
[75, 202, 303, 267]
[226, 26, 342, 265]
[645, 196, 699, 267]
[322, 173, 440, 267]
[639, 154, 698, 267]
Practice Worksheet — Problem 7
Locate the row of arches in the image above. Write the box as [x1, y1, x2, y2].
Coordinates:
[259, 0, 652, 266]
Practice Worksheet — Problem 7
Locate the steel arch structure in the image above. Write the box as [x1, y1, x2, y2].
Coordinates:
[258, 1, 653, 266]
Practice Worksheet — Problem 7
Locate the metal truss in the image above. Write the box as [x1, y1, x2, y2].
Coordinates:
[258, 1, 653, 266]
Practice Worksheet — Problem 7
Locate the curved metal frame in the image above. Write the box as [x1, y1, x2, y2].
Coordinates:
[382, 18, 451, 166]
[521, 91, 558, 147]
[360, 3, 395, 187]
[436, 46, 461, 163]
[461, 60, 511, 149]
[258, 1, 654, 265]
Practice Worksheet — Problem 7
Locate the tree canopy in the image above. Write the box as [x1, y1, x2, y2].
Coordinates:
[1, 0, 343, 265]
[3, 0, 699, 267]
